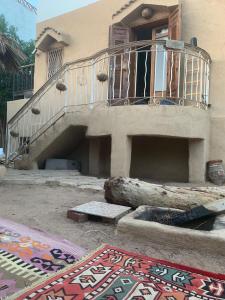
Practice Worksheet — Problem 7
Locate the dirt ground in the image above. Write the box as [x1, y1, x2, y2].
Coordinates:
[0, 183, 225, 274]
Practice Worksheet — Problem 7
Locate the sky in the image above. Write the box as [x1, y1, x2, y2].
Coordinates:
[0, 0, 37, 40]
[29, 0, 98, 22]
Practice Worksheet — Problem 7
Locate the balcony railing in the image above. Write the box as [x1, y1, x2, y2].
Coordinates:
[6, 40, 211, 161]
[13, 64, 34, 99]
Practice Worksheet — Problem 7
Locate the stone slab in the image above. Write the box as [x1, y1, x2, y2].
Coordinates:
[71, 201, 132, 222]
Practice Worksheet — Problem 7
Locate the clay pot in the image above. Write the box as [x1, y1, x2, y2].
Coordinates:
[31, 108, 40, 115]
[141, 8, 153, 19]
[56, 81, 67, 91]
[97, 73, 108, 82]
[10, 130, 19, 138]
[207, 160, 225, 186]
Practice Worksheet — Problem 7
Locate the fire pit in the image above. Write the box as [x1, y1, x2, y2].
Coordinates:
[117, 206, 225, 255]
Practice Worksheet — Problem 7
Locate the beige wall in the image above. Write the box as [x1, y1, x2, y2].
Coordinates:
[24, 106, 208, 182]
[180, 0, 225, 162]
[7, 99, 28, 123]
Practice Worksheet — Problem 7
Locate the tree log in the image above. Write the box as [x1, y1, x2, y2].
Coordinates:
[104, 177, 225, 210]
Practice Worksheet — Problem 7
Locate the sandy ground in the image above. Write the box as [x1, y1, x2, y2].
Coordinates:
[0, 182, 225, 274]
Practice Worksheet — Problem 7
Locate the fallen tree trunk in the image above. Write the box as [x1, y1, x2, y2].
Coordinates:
[104, 177, 225, 210]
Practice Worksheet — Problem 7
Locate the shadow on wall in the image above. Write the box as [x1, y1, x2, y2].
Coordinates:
[37, 126, 111, 177]
[37, 126, 88, 172]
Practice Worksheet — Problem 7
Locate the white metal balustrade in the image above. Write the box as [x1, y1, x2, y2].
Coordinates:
[6, 40, 211, 162]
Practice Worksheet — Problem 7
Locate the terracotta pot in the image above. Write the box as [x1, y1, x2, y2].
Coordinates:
[10, 130, 19, 138]
[97, 73, 108, 82]
[141, 8, 153, 19]
[31, 108, 40, 115]
[207, 160, 225, 186]
[56, 81, 67, 91]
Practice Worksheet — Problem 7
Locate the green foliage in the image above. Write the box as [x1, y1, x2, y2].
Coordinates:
[20, 40, 35, 64]
[0, 14, 35, 64]
[0, 14, 35, 144]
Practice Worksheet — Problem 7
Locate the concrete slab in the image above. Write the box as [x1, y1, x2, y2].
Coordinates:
[71, 201, 132, 223]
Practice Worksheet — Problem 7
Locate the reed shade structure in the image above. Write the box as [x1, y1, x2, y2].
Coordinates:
[0, 33, 27, 72]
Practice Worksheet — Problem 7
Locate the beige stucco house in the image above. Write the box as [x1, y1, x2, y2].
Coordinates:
[6, 0, 225, 183]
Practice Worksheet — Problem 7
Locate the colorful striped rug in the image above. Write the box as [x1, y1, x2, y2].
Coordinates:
[0, 217, 85, 298]
[12, 244, 225, 300]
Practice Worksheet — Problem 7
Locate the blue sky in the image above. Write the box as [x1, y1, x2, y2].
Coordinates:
[29, 0, 98, 22]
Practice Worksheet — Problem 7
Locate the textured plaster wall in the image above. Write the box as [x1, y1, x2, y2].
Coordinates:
[25, 105, 208, 181]
[7, 99, 28, 123]
[180, 0, 225, 162]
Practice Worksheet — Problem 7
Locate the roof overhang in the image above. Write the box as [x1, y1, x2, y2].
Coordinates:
[36, 27, 70, 52]
[112, 0, 178, 26]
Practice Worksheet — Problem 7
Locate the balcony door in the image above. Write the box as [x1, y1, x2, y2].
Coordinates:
[108, 5, 181, 103]
[108, 25, 130, 101]
[150, 26, 169, 98]
[167, 6, 182, 99]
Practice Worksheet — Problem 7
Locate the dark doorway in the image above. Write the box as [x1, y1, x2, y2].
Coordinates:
[130, 136, 189, 182]
[134, 26, 152, 99]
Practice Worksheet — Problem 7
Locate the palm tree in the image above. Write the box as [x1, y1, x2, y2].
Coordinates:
[0, 33, 27, 72]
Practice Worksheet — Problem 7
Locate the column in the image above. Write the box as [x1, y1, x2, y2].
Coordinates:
[189, 139, 207, 183]
[89, 138, 101, 176]
[111, 134, 132, 177]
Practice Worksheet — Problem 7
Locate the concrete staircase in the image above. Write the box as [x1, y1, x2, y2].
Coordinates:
[14, 111, 89, 170]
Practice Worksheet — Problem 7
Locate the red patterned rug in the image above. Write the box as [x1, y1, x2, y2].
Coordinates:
[12, 244, 225, 300]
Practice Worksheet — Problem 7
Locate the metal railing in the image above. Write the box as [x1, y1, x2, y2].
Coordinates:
[13, 64, 34, 99]
[6, 40, 211, 161]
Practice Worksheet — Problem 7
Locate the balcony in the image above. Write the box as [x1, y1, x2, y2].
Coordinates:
[7, 40, 211, 162]
[107, 40, 211, 108]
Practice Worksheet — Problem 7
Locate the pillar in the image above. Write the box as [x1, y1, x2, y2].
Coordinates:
[89, 138, 101, 176]
[111, 134, 132, 177]
[189, 139, 207, 183]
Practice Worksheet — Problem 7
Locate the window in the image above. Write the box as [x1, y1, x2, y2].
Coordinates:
[47, 48, 63, 79]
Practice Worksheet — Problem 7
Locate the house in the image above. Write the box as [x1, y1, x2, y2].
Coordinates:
[6, 0, 225, 183]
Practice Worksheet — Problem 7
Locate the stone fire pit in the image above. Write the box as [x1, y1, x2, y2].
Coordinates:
[117, 206, 225, 255]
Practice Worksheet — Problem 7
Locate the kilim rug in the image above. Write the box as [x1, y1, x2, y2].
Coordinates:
[11, 244, 225, 300]
[0, 217, 85, 299]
